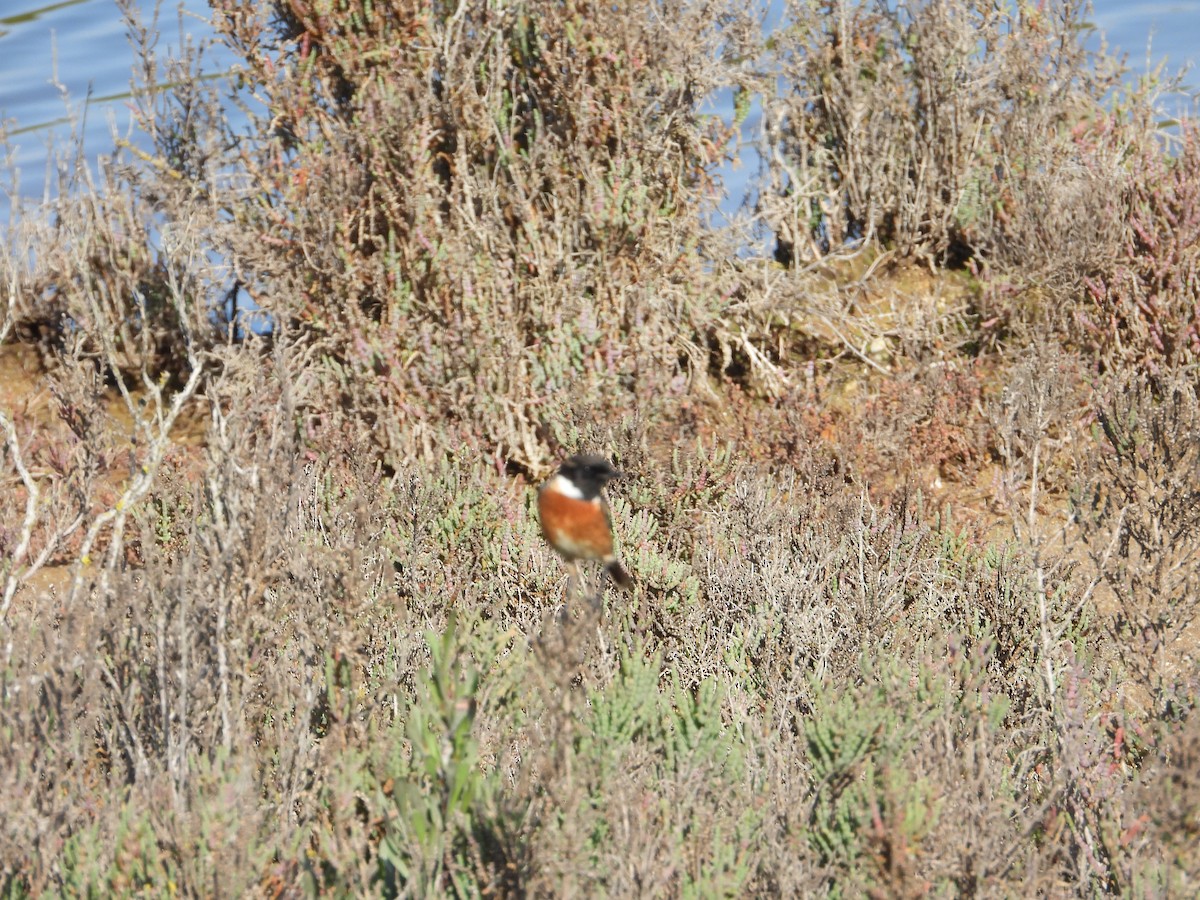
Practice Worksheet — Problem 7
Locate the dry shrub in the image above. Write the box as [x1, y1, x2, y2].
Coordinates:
[2, 343, 1189, 895]
[1117, 712, 1200, 891]
[760, 0, 1124, 270]
[0, 338, 321, 892]
[1075, 370, 1200, 713]
[0, 122, 219, 637]
[206, 0, 750, 468]
[0, 329, 535, 893]
[4, 0, 1200, 894]
[1075, 122, 1200, 377]
[988, 342, 1090, 573]
[4, 0, 234, 379]
[855, 359, 991, 489]
[669, 455, 1090, 894]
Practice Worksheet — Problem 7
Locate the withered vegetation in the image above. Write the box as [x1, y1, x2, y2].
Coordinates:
[1, 0, 1198, 895]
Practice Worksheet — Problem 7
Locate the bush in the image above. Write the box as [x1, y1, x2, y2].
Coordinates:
[208, 0, 748, 468]
[759, 0, 1124, 270]
[1, 0, 1198, 893]
[1076, 123, 1200, 376]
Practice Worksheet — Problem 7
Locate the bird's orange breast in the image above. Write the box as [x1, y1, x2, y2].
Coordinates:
[537, 489, 614, 561]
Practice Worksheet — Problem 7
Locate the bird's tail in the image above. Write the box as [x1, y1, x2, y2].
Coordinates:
[605, 560, 634, 591]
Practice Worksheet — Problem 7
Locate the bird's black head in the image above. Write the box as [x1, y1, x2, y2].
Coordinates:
[558, 453, 623, 499]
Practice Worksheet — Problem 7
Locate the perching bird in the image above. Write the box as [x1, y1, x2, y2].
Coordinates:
[537, 453, 633, 591]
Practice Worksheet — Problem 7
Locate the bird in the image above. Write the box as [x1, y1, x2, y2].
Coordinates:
[537, 453, 633, 592]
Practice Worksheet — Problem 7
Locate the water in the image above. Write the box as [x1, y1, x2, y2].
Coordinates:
[1, 1, 221, 207]
[1093, 2, 1200, 84]
[1, 0, 1197, 220]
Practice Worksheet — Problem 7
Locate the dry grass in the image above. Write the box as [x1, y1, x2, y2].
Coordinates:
[1, 0, 1197, 895]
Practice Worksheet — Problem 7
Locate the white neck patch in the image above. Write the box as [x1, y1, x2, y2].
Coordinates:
[548, 474, 585, 499]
